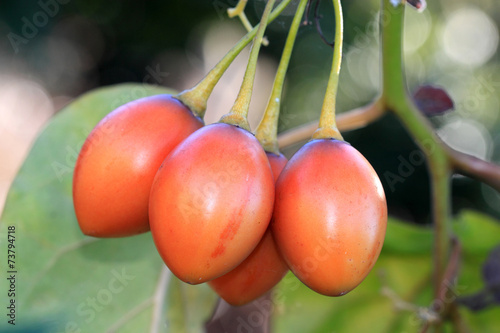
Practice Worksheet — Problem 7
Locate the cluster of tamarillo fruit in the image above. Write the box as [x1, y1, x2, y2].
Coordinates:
[72, 0, 387, 306]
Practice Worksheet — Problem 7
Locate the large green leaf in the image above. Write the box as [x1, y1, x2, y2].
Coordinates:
[272, 211, 500, 333]
[0, 84, 217, 332]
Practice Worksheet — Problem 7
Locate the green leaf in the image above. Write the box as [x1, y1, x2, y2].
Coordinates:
[453, 211, 500, 255]
[0, 84, 217, 332]
[272, 211, 500, 333]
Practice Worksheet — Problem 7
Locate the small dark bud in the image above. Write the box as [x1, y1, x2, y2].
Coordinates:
[413, 85, 454, 117]
[482, 244, 500, 303]
[407, 0, 427, 12]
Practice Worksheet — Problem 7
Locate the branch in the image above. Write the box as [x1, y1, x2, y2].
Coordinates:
[449, 304, 473, 333]
[151, 265, 171, 333]
[205, 293, 272, 332]
[228, 0, 270, 46]
[437, 237, 461, 307]
[381, 286, 440, 324]
[449, 148, 500, 193]
[277, 97, 385, 148]
[380, 1, 451, 312]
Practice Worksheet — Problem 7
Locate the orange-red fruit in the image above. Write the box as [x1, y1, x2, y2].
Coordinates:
[272, 139, 387, 296]
[149, 123, 275, 284]
[208, 152, 289, 306]
[73, 95, 203, 237]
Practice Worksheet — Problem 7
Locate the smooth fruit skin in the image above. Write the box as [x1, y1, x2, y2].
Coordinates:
[272, 139, 387, 296]
[149, 123, 275, 284]
[73, 95, 203, 237]
[208, 153, 289, 306]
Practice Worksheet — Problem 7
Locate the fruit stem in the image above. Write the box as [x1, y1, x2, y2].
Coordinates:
[176, 0, 292, 119]
[227, 0, 247, 18]
[228, 0, 270, 46]
[277, 97, 385, 148]
[255, 0, 309, 154]
[312, 0, 344, 141]
[219, 0, 276, 131]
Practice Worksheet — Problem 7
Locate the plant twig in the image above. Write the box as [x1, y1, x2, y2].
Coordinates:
[220, 0, 276, 131]
[228, 0, 270, 46]
[256, 0, 309, 154]
[277, 97, 385, 148]
[380, 0, 451, 310]
[449, 303, 473, 333]
[311, 0, 344, 140]
[437, 237, 461, 309]
[177, 0, 293, 116]
[449, 149, 500, 192]
[419, 322, 430, 333]
[381, 286, 440, 324]
[313, 0, 335, 47]
[151, 265, 171, 333]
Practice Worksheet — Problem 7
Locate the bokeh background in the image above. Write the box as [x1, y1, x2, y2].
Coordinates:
[1, 0, 500, 223]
